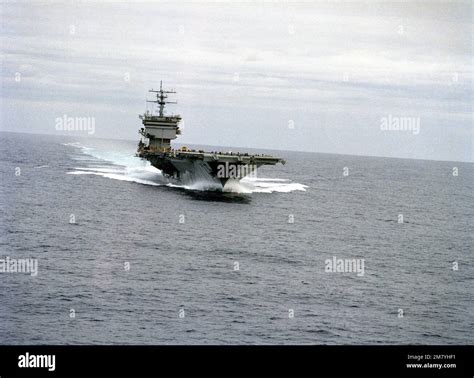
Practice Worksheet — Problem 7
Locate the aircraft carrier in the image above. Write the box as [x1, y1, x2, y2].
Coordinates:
[137, 82, 285, 188]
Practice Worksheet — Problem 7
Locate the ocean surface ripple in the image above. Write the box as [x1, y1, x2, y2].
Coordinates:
[0, 132, 472, 345]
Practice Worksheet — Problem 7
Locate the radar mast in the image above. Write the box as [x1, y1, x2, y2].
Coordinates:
[147, 80, 177, 117]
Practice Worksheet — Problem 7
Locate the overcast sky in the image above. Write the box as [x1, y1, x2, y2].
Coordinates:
[1, 1, 472, 162]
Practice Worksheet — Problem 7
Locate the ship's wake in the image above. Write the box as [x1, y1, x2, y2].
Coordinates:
[65, 142, 308, 194]
[226, 177, 307, 193]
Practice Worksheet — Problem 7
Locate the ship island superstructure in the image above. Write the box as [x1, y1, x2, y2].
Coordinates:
[137, 81, 285, 188]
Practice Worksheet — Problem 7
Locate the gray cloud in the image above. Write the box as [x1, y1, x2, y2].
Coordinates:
[1, 1, 472, 162]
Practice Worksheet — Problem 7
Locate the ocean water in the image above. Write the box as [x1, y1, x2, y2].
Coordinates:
[0, 131, 472, 345]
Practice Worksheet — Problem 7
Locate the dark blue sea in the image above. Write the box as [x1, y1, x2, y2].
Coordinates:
[0, 131, 472, 344]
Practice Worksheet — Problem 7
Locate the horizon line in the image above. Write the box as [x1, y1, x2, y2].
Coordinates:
[1, 129, 472, 165]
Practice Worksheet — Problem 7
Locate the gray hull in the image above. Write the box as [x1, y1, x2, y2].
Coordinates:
[139, 150, 285, 189]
